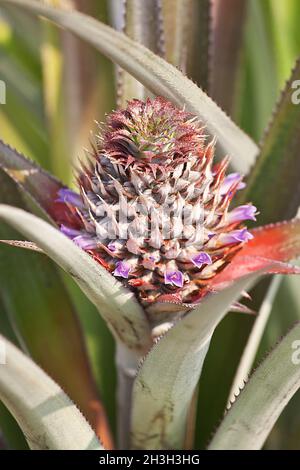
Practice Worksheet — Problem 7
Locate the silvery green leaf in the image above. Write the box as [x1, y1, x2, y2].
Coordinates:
[0, 170, 114, 447]
[0, 239, 43, 252]
[209, 321, 300, 450]
[0, 205, 151, 353]
[2, 0, 258, 173]
[131, 274, 259, 450]
[228, 275, 282, 403]
[0, 335, 103, 450]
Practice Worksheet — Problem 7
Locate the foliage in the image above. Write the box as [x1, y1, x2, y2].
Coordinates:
[0, 0, 300, 450]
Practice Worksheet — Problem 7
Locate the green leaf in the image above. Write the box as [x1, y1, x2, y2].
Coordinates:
[0, 403, 28, 449]
[0, 204, 151, 353]
[257, 275, 300, 449]
[0, 5, 50, 167]
[41, 1, 113, 184]
[0, 239, 43, 251]
[0, 171, 114, 448]
[240, 57, 300, 224]
[0, 140, 64, 221]
[0, 298, 28, 449]
[195, 0, 300, 451]
[229, 58, 300, 406]
[62, 274, 117, 439]
[227, 275, 282, 403]
[235, 0, 278, 141]
[132, 218, 300, 449]
[195, 56, 300, 452]
[0, 1, 42, 59]
[208, 321, 300, 450]
[0, 90, 48, 169]
[0, 334, 103, 450]
[131, 273, 260, 450]
[195, 220, 300, 448]
[235, 5, 300, 447]
[268, 0, 300, 89]
[2, 0, 258, 173]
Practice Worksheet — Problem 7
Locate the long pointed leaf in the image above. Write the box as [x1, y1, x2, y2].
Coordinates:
[0, 239, 43, 252]
[236, 0, 278, 141]
[256, 274, 300, 449]
[0, 335, 103, 450]
[0, 171, 114, 448]
[0, 298, 28, 449]
[196, 58, 300, 449]
[209, 321, 300, 450]
[131, 272, 267, 450]
[228, 275, 282, 403]
[194, 3, 290, 449]
[240, 58, 300, 224]
[0, 140, 66, 222]
[2, 0, 258, 173]
[0, 403, 28, 450]
[0, 204, 151, 353]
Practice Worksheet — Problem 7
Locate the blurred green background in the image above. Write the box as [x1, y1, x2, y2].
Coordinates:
[0, 0, 300, 450]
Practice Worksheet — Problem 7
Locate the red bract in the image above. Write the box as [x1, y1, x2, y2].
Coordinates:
[211, 220, 300, 290]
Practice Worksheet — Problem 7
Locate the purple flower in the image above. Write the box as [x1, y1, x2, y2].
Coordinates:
[60, 224, 82, 239]
[60, 224, 97, 249]
[73, 235, 98, 250]
[219, 228, 254, 245]
[191, 252, 212, 268]
[220, 173, 246, 196]
[113, 261, 131, 279]
[164, 270, 184, 288]
[227, 205, 257, 223]
[57, 188, 84, 208]
[107, 242, 116, 253]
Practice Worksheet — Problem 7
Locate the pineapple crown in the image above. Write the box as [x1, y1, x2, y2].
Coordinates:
[58, 97, 257, 307]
